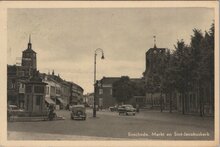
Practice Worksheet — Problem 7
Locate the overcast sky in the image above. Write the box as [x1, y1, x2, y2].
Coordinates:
[7, 8, 214, 93]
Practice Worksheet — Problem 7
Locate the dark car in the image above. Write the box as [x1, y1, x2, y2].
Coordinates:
[70, 105, 86, 120]
[118, 104, 136, 116]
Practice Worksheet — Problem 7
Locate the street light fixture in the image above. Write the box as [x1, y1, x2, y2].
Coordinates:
[93, 48, 105, 117]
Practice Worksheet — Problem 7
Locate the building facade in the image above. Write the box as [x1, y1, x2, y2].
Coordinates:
[24, 71, 47, 116]
[83, 93, 94, 107]
[41, 71, 84, 109]
[69, 82, 84, 105]
[7, 36, 38, 108]
[7, 36, 47, 116]
[96, 77, 146, 108]
[96, 77, 120, 108]
[143, 45, 178, 110]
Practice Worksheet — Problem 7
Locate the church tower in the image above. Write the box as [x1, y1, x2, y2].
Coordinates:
[143, 36, 166, 80]
[21, 35, 37, 71]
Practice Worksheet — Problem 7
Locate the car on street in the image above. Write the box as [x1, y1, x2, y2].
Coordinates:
[118, 104, 136, 116]
[8, 105, 24, 113]
[109, 105, 118, 112]
[70, 105, 86, 120]
[7, 105, 24, 121]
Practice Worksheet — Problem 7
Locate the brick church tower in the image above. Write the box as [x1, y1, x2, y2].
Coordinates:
[21, 35, 37, 76]
[143, 36, 167, 81]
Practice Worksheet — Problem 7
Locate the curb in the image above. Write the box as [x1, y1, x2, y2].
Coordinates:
[8, 116, 65, 122]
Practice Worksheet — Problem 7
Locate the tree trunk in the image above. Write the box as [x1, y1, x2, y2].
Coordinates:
[151, 93, 153, 108]
[182, 92, 185, 115]
[199, 83, 203, 117]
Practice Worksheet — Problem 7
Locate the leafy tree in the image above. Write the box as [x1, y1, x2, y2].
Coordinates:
[133, 79, 145, 96]
[194, 24, 215, 116]
[160, 50, 177, 113]
[143, 23, 214, 116]
[112, 76, 134, 104]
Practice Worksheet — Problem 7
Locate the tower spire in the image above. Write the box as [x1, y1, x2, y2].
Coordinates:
[153, 35, 157, 48]
[29, 34, 31, 43]
[28, 34, 32, 49]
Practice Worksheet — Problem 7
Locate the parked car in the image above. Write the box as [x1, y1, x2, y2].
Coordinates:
[8, 105, 24, 113]
[7, 105, 24, 121]
[109, 105, 118, 112]
[118, 105, 136, 116]
[70, 105, 86, 120]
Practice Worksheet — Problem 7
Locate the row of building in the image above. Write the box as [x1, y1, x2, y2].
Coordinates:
[7, 37, 84, 115]
[92, 43, 214, 116]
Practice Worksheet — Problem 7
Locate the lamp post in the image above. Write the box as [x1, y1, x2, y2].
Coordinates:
[93, 48, 104, 117]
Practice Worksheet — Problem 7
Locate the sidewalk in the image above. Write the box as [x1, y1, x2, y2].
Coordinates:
[8, 115, 65, 122]
[7, 131, 122, 140]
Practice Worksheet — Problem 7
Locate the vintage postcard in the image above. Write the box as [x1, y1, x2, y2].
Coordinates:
[0, 1, 219, 147]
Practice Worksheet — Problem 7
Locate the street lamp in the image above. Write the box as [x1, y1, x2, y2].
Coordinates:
[93, 48, 104, 117]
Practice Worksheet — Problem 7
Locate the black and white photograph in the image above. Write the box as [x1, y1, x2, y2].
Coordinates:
[0, 1, 219, 147]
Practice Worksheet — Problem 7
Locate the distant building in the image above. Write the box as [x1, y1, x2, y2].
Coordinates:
[143, 44, 173, 109]
[7, 36, 47, 116]
[83, 93, 94, 107]
[61, 80, 71, 108]
[7, 36, 85, 112]
[96, 77, 144, 108]
[7, 65, 25, 107]
[21, 36, 37, 72]
[41, 72, 84, 109]
[7, 36, 40, 108]
[96, 77, 120, 108]
[69, 82, 84, 105]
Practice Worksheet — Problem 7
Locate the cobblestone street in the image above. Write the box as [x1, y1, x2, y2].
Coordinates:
[8, 108, 214, 140]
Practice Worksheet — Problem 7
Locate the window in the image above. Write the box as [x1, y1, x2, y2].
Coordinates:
[110, 89, 112, 95]
[51, 86, 55, 95]
[36, 95, 41, 105]
[10, 80, 16, 89]
[20, 83, 24, 88]
[99, 89, 103, 95]
[46, 86, 49, 94]
[34, 86, 45, 93]
[56, 87, 61, 94]
[26, 86, 32, 93]
[10, 83, 15, 89]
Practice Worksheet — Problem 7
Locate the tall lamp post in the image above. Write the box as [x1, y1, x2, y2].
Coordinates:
[93, 48, 105, 117]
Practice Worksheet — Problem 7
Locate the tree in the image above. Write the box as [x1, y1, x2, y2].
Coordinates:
[161, 50, 177, 113]
[193, 24, 215, 116]
[171, 40, 194, 114]
[112, 76, 134, 104]
[133, 79, 145, 96]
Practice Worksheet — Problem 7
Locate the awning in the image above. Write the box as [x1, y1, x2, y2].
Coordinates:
[45, 97, 55, 105]
[57, 98, 65, 104]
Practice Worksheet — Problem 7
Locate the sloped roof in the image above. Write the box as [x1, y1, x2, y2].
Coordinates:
[100, 77, 120, 84]
[23, 48, 36, 54]
[146, 47, 167, 56]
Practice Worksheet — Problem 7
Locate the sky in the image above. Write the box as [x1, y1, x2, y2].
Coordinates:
[7, 8, 214, 93]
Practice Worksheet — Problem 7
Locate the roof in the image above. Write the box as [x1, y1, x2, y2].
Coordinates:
[100, 77, 144, 85]
[68, 81, 84, 92]
[23, 48, 36, 54]
[146, 47, 167, 56]
[100, 77, 121, 84]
